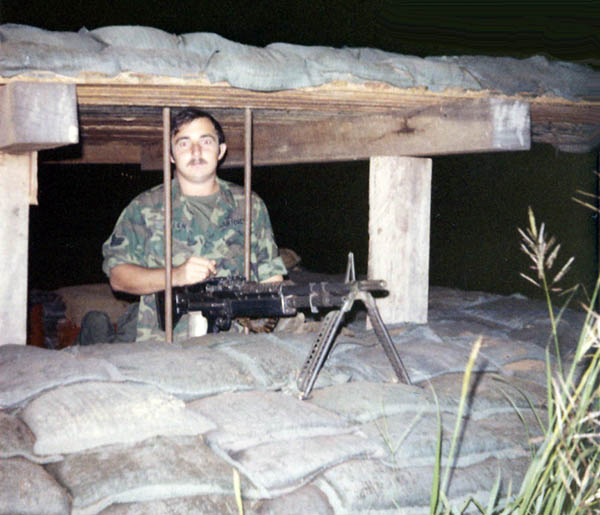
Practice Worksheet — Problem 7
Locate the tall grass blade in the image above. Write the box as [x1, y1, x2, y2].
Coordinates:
[233, 468, 244, 515]
[441, 338, 483, 495]
[429, 385, 443, 515]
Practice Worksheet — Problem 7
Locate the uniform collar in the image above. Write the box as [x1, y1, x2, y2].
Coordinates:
[172, 177, 236, 223]
[172, 177, 234, 203]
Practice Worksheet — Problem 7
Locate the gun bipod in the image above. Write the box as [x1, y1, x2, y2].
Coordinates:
[296, 287, 411, 400]
[297, 286, 358, 399]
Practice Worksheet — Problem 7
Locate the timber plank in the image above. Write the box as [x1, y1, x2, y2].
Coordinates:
[369, 156, 432, 324]
[0, 82, 78, 152]
[0, 153, 32, 344]
[52, 98, 530, 167]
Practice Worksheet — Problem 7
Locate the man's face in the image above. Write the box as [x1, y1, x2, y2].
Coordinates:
[170, 117, 227, 189]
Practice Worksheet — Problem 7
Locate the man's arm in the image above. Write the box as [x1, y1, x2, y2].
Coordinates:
[110, 256, 217, 295]
[110, 258, 279, 295]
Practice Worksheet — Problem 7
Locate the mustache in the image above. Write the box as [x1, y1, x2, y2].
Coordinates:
[187, 158, 207, 166]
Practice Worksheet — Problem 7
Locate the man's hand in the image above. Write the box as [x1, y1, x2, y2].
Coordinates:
[109, 257, 216, 296]
[110, 258, 278, 296]
[173, 256, 217, 287]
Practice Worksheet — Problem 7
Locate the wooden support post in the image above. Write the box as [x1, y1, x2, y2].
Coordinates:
[0, 152, 35, 344]
[369, 156, 432, 324]
[0, 82, 78, 345]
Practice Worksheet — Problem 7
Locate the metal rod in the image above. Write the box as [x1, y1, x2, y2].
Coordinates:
[162, 107, 173, 343]
[244, 107, 252, 281]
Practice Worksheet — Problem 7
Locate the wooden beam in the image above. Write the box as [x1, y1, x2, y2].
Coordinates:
[130, 98, 530, 169]
[369, 156, 432, 324]
[0, 152, 33, 344]
[75, 82, 463, 111]
[532, 122, 600, 153]
[11, 79, 596, 155]
[237, 98, 530, 163]
[0, 82, 79, 152]
[44, 142, 142, 165]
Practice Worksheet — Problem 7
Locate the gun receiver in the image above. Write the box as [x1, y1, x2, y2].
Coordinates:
[156, 277, 386, 332]
[155, 253, 411, 398]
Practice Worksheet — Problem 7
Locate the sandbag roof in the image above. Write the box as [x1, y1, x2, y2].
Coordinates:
[1, 24, 598, 154]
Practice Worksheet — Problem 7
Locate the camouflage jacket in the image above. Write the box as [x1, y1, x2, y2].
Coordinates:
[102, 177, 287, 342]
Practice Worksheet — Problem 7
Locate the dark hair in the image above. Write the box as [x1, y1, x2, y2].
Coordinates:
[170, 108, 226, 145]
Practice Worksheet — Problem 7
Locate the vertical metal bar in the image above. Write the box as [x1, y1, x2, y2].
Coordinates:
[162, 107, 173, 343]
[244, 107, 252, 281]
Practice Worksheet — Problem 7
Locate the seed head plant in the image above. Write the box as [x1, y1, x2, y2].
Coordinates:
[429, 207, 599, 514]
[509, 208, 600, 514]
[518, 207, 575, 377]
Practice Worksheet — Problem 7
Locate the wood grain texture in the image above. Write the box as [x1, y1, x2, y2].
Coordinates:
[73, 98, 529, 168]
[0, 153, 32, 344]
[0, 82, 78, 152]
[369, 156, 432, 324]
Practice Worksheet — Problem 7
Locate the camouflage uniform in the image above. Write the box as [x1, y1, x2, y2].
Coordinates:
[102, 177, 287, 342]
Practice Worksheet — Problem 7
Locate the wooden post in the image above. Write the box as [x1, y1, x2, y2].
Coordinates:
[0, 82, 78, 345]
[0, 152, 35, 344]
[369, 156, 432, 324]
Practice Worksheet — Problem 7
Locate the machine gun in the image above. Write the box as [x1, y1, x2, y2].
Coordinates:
[156, 253, 411, 398]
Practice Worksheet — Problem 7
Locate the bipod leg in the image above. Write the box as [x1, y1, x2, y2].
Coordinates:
[361, 292, 411, 385]
[297, 300, 352, 400]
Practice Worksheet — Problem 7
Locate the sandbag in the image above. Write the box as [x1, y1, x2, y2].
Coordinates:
[308, 381, 435, 423]
[102, 46, 205, 77]
[77, 339, 272, 399]
[360, 411, 530, 469]
[0, 457, 70, 515]
[0, 411, 62, 463]
[417, 371, 547, 419]
[205, 41, 310, 91]
[316, 455, 531, 513]
[0, 23, 104, 51]
[55, 283, 131, 326]
[251, 485, 333, 515]
[46, 435, 254, 515]
[0, 344, 123, 409]
[21, 381, 215, 455]
[431, 54, 594, 100]
[188, 390, 353, 453]
[179, 31, 243, 60]
[216, 337, 307, 388]
[428, 286, 498, 312]
[90, 25, 180, 50]
[328, 336, 489, 384]
[228, 433, 383, 494]
[0, 41, 120, 77]
[99, 495, 239, 514]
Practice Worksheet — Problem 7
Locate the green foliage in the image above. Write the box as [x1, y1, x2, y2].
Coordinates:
[429, 208, 600, 514]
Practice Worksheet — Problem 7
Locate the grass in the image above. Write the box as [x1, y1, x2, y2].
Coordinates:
[229, 209, 598, 514]
[429, 207, 600, 514]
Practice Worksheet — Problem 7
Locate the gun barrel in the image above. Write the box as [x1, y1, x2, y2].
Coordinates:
[281, 280, 387, 311]
[357, 280, 387, 291]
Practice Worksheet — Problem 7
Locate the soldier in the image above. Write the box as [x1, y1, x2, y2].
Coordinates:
[101, 108, 286, 342]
